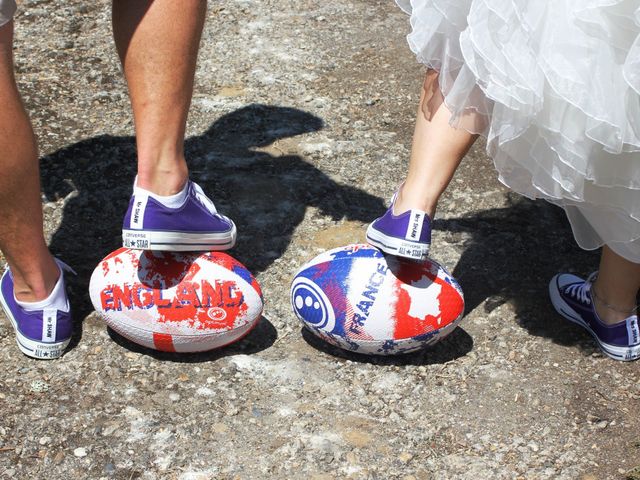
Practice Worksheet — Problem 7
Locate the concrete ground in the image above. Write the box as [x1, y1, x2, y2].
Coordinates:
[0, 1, 638, 479]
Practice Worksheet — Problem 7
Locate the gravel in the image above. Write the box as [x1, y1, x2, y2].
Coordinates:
[0, 1, 638, 479]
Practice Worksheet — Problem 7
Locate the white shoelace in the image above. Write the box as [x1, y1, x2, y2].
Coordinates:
[55, 258, 77, 276]
[565, 272, 638, 315]
[192, 182, 219, 215]
[563, 272, 598, 305]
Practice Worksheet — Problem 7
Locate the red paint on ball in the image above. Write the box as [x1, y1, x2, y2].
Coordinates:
[392, 260, 464, 340]
[153, 332, 176, 352]
[156, 279, 248, 330]
[90, 248, 264, 353]
[138, 251, 198, 289]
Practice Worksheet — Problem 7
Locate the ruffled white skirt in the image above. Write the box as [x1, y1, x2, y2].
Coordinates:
[397, 0, 640, 262]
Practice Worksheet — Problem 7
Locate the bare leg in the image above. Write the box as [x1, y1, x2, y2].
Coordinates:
[394, 70, 479, 217]
[0, 21, 59, 302]
[592, 246, 640, 324]
[112, 0, 206, 196]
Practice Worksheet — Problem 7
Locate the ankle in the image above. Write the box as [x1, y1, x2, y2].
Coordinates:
[12, 258, 60, 303]
[594, 302, 634, 325]
[591, 280, 637, 325]
[136, 164, 188, 196]
[394, 183, 437, 218]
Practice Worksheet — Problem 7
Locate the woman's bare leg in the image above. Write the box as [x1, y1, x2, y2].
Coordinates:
[592, 246, 640, 324]
[394, 70, 479, 218]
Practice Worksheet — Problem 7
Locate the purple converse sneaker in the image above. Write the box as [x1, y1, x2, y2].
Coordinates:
[122, 180, 236, 251]
[549, 272, 640, 361]
[0, 261, 73, 359]
[366, 191, 431, 261]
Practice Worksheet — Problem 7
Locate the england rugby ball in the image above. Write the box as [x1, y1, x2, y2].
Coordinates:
[89, 248, 263, 352]
[291, 244, 464, 355]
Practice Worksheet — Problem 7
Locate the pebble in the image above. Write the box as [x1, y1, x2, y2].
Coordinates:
[398, 452, 414, 463]
[342, 431, 372, 448]
[73, 447, 87, 458]
[225, 406, 240, 416]
[29, 380, 49, 393]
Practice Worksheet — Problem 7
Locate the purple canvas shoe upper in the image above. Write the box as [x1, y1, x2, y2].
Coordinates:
[366, 189, 432, 260]
[554, 274, 639, 348]
[123, 181, 234, 234]
[371, 206, 431, 244]
[0, 270, 72, 344]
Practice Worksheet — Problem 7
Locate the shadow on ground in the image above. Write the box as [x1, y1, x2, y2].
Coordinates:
[437, 193, 600, 354]
[41, 104, 387, 352]
[301, 326, 474, 366]
[299, 193, 599, 363]
[105, 315, 278, 363]
[41, 104, 599, 360]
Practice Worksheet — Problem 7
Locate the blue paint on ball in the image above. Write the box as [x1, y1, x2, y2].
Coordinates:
[292, 282, 327, 327]
[291, 244, 464, 356]
[232, 265, 253, 286]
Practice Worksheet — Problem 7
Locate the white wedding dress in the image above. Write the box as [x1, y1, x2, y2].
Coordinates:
[397, 0, 640, 262]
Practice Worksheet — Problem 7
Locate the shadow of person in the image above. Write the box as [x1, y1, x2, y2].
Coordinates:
[41, 104, 387, 353]
[434, 193, 600, 354]
[184, 104, 387, 273]
[301, 326, 474, 366]
[299, 194, 595, 364]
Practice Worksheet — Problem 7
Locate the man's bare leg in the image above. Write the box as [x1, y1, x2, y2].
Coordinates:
[0, 21, 59, 302]
[112, 0, 206, 196]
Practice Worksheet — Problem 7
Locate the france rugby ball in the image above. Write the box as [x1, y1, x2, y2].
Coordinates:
[291, 244, 464, 355]
[89, 248, 263, 352]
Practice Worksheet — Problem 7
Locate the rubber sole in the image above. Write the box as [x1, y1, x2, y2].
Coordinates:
[0, 291, 69, 360]
[549, 275, 640, 362]
[366, 224, 429, 261]
[123, 225, 237, 252]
